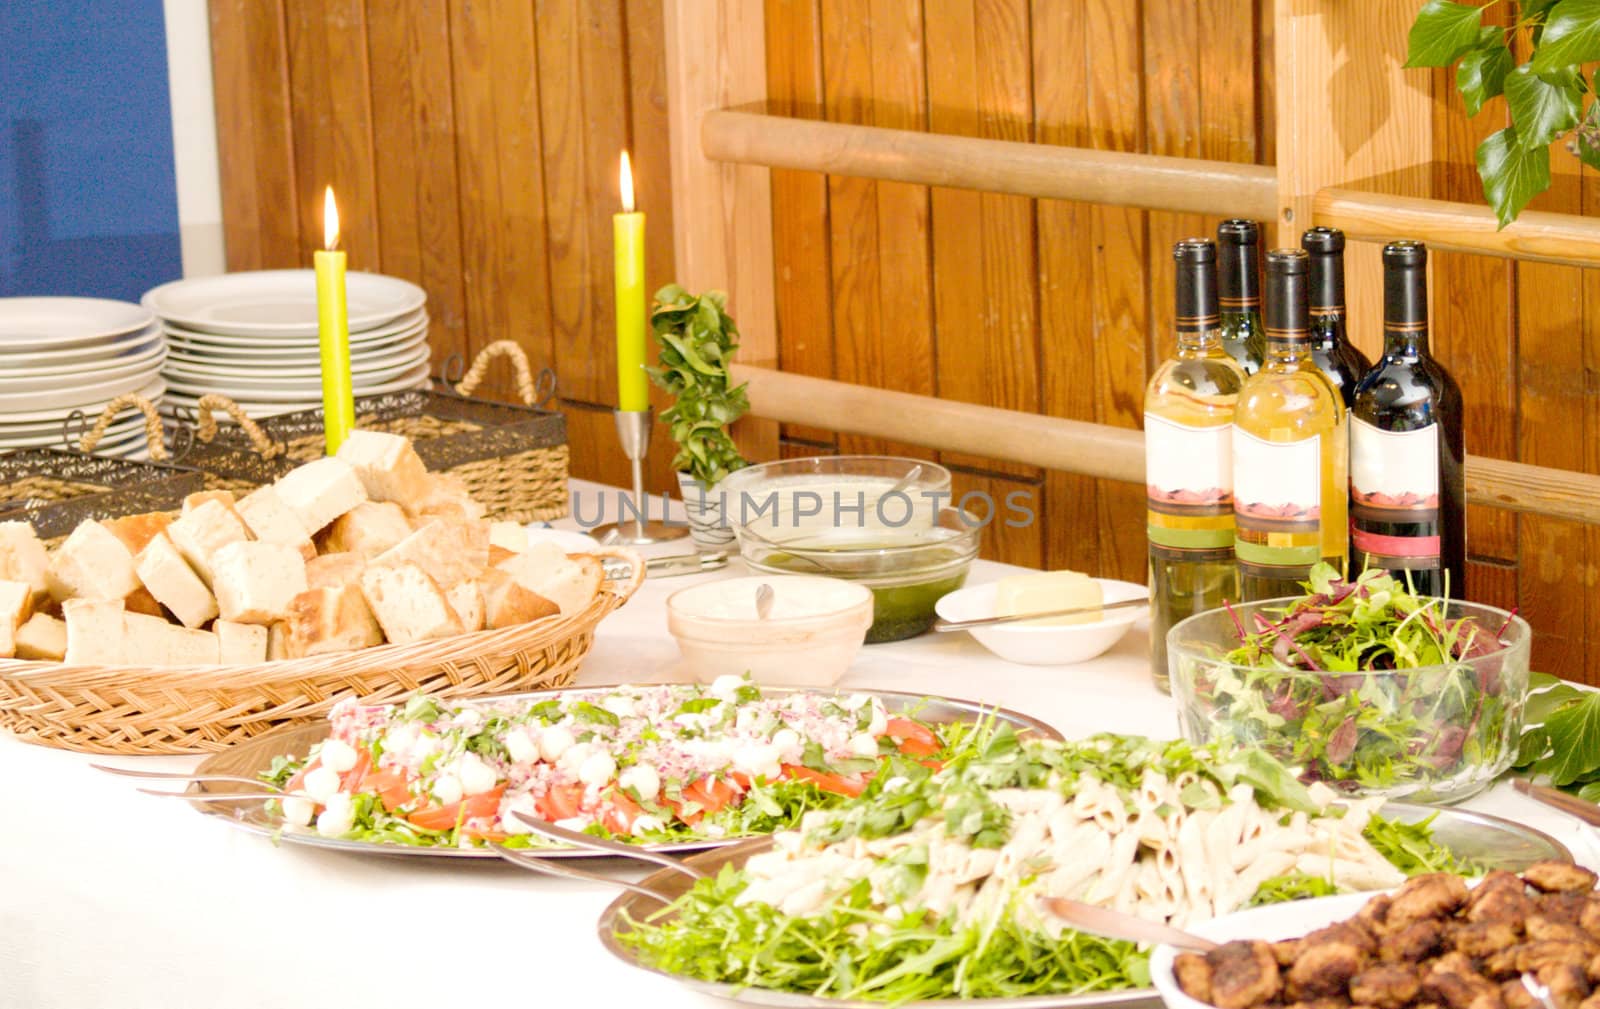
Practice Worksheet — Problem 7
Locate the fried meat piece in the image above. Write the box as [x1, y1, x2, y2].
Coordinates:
[1587, 952, 1600, 985]
[1275, 940, 1305, 967]
[1580, 990, 1600, 1009]
[1209, 940, 1285, 1009]
[1537, 892, 1590, 926]
[1470, 872, 1536, 928]
[1359, 895, 1394, 933]
[1390, 875, 1471, 927]
[1177, 953, 1215, 1004]
[1454, 921, 1524, 958]
[1539, 963, 1593, 1009]
[1385, 920, 1447, 963]
[1283, 1000, 1352, 1009]
[1421, 967, 1505, 1009]
[1349, 964, 1423, 1009]
[1502, 979, 1539, 1009]
[1579, 899, 1600, 938]
[1518, 941, 1597, 975]
[1527, 916, 1599, 947]
[1525, 863, 1599, 895]
[1289, 939, 1369, 1000]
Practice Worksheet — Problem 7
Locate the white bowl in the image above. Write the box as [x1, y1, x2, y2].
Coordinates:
[1150, 892, 1373, 1009]
[666, 574, 874, 688]
[933, 578, 1146, 665]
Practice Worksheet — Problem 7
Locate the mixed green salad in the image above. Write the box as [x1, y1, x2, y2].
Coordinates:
[618, 730, 1470, 1004]
[1172, 565, 1526, 796]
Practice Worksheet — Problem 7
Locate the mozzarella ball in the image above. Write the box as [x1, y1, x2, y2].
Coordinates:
[867, 702, 888, 737]
[770, 727, 801, 758]
[538, 725, 575, 763]
[503, 726, 538, 764]
[315, 793, 355, 837]
[499, 794, 537, 835]
[618, 763, 660, 800]
[431, 773, 464, 806]
[451, 708, 485, 732]
[577, 750, 618, 789]
[303, 765, 342, 803]
[630, 814, 665, 837]
[735, 742, 782, 783]
[317, 739, 358, 774]
[849, 732, 879, 759]
[710, 673, 746, 700]
[601, 694, 637, 719]
[281, 793, 315, 826]
[457, 754, 498, 796]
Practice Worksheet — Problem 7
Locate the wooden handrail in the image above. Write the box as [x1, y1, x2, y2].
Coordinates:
[702, 107, 1278, 219]
[732, 364, 1600, 526]
[1316, 188, 1600, 269]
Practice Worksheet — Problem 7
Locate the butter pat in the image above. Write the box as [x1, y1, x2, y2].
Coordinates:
[994, 570, 1103, 626]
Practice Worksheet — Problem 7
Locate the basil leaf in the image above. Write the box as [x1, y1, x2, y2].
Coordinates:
[1531, 0, 1600, 73]
[1405, 0, 1487, 67]
[1477, 127, 1552, 228]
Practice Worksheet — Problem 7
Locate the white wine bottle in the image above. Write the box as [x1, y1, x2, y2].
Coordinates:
[1232, 248, 1348, 600]
[1145, 239, 1245, 692]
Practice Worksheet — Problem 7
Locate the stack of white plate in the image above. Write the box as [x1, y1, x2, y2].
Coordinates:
[142, 270, 432, 420]
[0, 298, 167, 460]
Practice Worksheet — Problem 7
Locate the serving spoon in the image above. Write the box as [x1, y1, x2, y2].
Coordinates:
[1039, 896, 1217, 953]
[934, 596, 1148, 632]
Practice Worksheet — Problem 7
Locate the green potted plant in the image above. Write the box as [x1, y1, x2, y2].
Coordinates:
[647, 283, 749, 550]
[1408, 0, 1600, 226]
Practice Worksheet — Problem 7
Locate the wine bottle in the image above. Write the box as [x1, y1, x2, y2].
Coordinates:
[1301, 226, 1371, 408]
[1232, 248, 1349, 600]
[1349, 241, 1465, 596]
[1145, 239, 1246, 692]
[1217, 219, 1266, 375]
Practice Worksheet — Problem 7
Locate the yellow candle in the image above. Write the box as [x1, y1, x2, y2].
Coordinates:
[614, 151, 649, 412]
[315, 186, 356, 454]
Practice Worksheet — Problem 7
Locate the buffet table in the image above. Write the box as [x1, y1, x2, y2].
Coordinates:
[1, 481, 1593, 1009]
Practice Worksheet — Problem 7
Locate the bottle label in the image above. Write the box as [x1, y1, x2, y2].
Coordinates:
[1232, 427, 1322, 572]
[1145, 413, 1234, 558]
[1349, 416, 1440, 565]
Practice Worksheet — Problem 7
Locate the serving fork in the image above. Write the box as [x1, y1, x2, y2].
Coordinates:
[1039, 896, 1218, 953]
[92, 763, 286, 800]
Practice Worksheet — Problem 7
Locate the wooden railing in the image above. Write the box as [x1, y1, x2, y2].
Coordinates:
[702, 107, 1600, 527]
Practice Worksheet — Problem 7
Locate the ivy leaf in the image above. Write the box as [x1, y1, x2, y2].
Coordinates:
[1477, 126, 1552, 228]
[1406, 0, 1488, 67]
[1457, 34, 1514, 116]
[1531, 0, 1600, 73]
[1506, 65, 1583, 149]
[1526, 679, 1588, 725]
[1533, 691, 1600, 786]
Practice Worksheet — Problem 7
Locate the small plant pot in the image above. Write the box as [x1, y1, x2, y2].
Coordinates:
[677, 471, 736, 553]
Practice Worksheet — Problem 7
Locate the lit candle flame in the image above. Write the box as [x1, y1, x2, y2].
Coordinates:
[619, 150, 635, 213]
[323, 186, 340, 251]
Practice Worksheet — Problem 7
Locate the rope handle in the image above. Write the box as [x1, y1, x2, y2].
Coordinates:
[454, 341, 541, 406]
[78, 395, 169, 461]
[195, 394, 284, 460]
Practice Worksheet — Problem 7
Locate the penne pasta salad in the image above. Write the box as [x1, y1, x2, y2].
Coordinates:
[619, 730, 1472, 1003]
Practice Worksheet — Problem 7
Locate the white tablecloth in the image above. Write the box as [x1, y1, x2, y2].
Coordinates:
[2, 481, 1591, 1009]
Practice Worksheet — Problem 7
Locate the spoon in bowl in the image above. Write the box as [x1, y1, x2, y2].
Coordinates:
[755, 582, 775, 620]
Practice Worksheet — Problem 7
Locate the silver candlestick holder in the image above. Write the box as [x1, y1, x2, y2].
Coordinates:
[591, 408, 690, 546]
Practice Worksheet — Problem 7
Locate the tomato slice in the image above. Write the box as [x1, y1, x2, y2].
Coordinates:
[407, 785, 506, 831]
[283, 758, 319, 794]
[363, 766, 415, 811]
[340, 749, 372, 792]
[463, 828, 510, 843]
[534, 782, 585, 821]
[885, 717, 941, 757]
[727, 771, 755, 792]
[683, 776, 740, 814]
[781, 764, 866, 797]
[917, 758, 945, 772]
[602, 791, 643, 834]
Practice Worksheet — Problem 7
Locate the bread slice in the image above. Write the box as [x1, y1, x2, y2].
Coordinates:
[359, 564, 463, 645]
[371, 518, 489, 588]
[335, 430, 432, 506]
[215, 620, 269, 664]
[46, 521, 141, 602]
[488, 521, 528, 553]
[305, 551, 367, 591]
[319, 501, 414, 560]
[273, 457, 368, 534]
[479, 568, 559, 629]
[0, 580, 33, 657]
[445, 579, 486, 633]
[494, 547, 603, 616]
[266, 622, 289, 661]
[182, 490, 235, 513]
[211, 541, 308, 624]
[404, 473, 486, 524]
[102, 512, 174, 556]
[235, 485, 316, 561]
[281, 584, 385, 657]
[124, 611, 219, 665]
[135, 531, 218, 629]
[0, 521, 49, 602]
[14, 611, 66, 661]
[62, 597, 126, 665]
[165, 499, 254, 587]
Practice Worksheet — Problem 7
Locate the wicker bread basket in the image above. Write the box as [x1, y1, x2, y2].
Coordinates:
[0, 546, 644, 755]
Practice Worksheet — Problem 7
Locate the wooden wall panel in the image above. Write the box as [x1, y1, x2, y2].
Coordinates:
[210, 0, 679, 499]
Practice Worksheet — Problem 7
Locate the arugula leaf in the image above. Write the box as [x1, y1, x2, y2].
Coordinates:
[1405, 0, 1488, 67]
[1506, 65, 1583, 149]
[1478, 127, 1552, 228]
[1531, 0, 1600, 73]
[1533, 691, 1600, 786]
[1249, 873, 1338, 906]
[402, 696, 442, 723]
[1458, 34, 1515, 116]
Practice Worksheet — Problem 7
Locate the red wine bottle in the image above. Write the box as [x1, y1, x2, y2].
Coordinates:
[1349, 241, 1465, 596]
[1216, 220, 1265, 376]
[1301, 226, 1370, 408]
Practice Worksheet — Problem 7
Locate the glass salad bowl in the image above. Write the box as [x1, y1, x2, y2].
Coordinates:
[1168, 597, 1531, 804]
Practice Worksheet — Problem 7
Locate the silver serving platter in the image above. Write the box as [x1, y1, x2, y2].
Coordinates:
[595, 802, 1570, 1009]
[187, 685, 1063, 860]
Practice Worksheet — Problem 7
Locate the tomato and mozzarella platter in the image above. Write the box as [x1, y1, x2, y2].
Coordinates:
[264, 677, 957, 848]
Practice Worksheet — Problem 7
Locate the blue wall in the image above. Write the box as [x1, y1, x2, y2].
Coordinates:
[0, 1, 182, 302]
